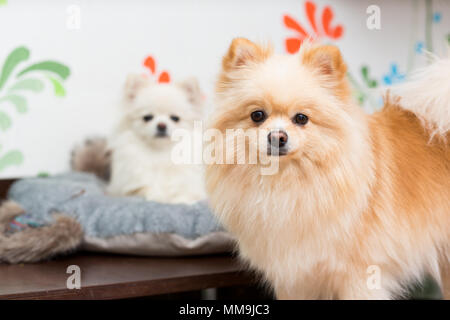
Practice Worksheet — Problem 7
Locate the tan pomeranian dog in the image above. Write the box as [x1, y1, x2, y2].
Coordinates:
[205, 38, 449, 299]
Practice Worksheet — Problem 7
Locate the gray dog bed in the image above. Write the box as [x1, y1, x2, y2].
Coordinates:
[5, 172, 234, 257]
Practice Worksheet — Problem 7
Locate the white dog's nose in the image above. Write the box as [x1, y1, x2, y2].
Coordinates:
[157, 123, 167, 132]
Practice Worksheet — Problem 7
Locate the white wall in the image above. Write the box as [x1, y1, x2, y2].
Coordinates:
[0, 0, 448, 177]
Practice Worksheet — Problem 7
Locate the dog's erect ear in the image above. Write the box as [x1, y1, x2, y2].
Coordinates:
[301, 45, 350, 100]
[178, 77, 203, 106]
[124, 74, 149, 101]
[222, 38, 271, 72]
[301, 45, 347, 79]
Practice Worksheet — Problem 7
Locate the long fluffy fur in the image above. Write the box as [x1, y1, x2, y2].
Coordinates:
[107, 76, 206, 204]
[394, 57, 450, 139]
[71, 137, 111, 181]
[394, 57, 450, 298]
[206, 39, 449, 299]
[0, 201, 83, 264]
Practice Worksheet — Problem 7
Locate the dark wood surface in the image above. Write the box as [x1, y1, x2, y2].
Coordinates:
[0, 252, 254, 300]
[0, 179, 15, 199]
[0, 179, 256, 300]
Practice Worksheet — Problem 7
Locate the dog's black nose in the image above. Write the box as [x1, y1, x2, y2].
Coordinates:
[268, 130, 288, 148]
[157, 123, 167, 132]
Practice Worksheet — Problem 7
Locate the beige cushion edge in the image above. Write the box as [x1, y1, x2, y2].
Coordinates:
[82, 231, 235, 256]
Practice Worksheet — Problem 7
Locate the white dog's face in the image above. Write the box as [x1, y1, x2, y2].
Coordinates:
[122, 76, 203, 149]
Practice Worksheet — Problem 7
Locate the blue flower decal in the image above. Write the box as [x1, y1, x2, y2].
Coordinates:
[415, 41, 425, 54]
[433, 12, 442, 23]
[383, 64, 405, 86]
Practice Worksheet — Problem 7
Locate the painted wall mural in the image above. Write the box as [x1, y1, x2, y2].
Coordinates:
[143, 55, 171, 83]
[283, 0, 448, 112]
[0, 0, 448, 177]
[0, 46, 70, 173]
[283, 1, 344, 54]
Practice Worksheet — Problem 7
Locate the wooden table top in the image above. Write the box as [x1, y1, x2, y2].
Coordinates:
[0, 252, 254, 300]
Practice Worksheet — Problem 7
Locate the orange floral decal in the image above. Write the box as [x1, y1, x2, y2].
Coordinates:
[284, 1, 344, 54]
[143, 55, 171, 83]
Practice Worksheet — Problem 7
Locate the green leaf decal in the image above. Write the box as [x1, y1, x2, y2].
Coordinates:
[0, 47, 30, 90]
[360, 65, 378, 88]
[37, 172, 50, 178]
[47, 76, 66, 97]
[0, 111, 12, 131]
[0, 94, 28, 113]
[17, 61, 70, 80]
[8, 78, 44, 93]
[356, 92, 366, 105]
[361, 66, 368, 78]
[0, 150, 24, 172]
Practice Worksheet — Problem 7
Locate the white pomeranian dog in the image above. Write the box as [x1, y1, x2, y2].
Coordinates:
[107, 75, 206, 204]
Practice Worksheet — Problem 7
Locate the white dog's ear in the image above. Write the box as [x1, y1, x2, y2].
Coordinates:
[124, 74, 149, 100]
[178, 77, 203, 106]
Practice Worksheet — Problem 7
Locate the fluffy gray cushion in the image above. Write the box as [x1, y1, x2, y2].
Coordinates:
[8, 173, 234, 256]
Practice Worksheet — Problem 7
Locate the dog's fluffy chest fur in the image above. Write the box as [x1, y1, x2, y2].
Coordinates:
[206, 111, 450, 299]
[207, 164, 366, 292]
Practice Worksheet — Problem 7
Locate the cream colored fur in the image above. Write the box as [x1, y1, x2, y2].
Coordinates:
[394, 57, 450, 138]
[0, 201, 83, 264]
[206, 39, 450, 299]
[108, 75, 206, 204]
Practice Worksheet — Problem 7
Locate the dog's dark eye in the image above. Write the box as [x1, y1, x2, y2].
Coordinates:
[293, 113, 308, 125]
[250, 110, 266, 123]
[170, 115, 180, 122]
[143, 114, 153, 122]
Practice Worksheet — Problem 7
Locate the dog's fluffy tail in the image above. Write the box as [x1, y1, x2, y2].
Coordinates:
[394, 57, 450, 139]
[71, 137, 111, 181]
